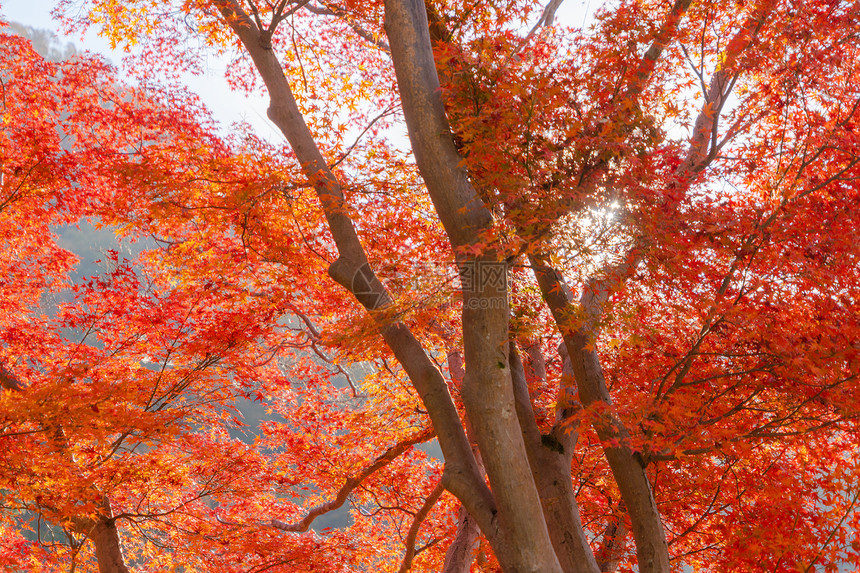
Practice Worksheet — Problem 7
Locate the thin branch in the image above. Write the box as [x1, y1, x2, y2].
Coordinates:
[329, 104, 399, 169]
[503, 0, 565, 68]
[397, 478, 445, 573]
[277, 0, 312, 24]
[306, 339, 359, 396]
[244, 0, 265, 31]
[627, 0, 693, 98]
[803, 488, 860, 573]
[305, 3, 391, 53]
[0, 428, 48, 439]
[270, 426, 435, 532]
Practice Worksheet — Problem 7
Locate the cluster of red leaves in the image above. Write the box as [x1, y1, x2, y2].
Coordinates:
[3, 0, 860, 571]
[0, 24, 450, 573]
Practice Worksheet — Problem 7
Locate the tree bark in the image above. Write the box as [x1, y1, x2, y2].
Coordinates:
[531, 261, 671, 573]
[509, 345, 600, 573]
[71, 498, 131, 573]
[595, 501, 630, 573]
[383, 0, 563, 570]
[212, 0, 500, 553]
[441, 505, 480, 573]
[91, 519, 132, 573]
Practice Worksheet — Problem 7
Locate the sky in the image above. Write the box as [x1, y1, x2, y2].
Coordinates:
[2, 0, 594, 140]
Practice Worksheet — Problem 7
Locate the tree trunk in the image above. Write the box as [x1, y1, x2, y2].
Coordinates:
[91, 518, 132, 573]
[510, 345, 600, 573]
[383, 0, 564, 570]
[71, 498, 131, 573]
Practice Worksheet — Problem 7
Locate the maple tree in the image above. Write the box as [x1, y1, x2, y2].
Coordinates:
[2, 0, 860, 571]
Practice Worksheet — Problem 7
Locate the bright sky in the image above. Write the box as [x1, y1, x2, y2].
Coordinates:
[2, 0, 594, 139]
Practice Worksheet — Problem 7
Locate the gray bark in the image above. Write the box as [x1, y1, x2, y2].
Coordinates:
[212, 0, 499, 553]
[509, 345, 600, 573]
[530, 261, 670, 573]
[383, 0, 564, 570]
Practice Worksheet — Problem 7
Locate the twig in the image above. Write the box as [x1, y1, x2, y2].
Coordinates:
[398, 478, 445, 573]
[270, 426, 435, 532]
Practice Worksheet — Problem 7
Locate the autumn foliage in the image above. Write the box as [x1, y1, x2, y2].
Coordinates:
[1, 0, 860, 571]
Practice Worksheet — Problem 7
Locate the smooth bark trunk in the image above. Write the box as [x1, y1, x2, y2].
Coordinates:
[384, 0, 564, 570]
[213, 0, 500, 552]
[509, 345, 600, 573]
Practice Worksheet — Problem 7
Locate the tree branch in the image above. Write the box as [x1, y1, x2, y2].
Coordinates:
[675, 0, 779, 181]
[304, 3, 391, 53]
[595, 500, 629, 573]
[212, 0, 497, 543]
[440, 504, 480, 573]
[272, 426, 435, 532]
[627, 0, 693, 98]
[530, 254, 670, 573]
[397, 478, 445, 573]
